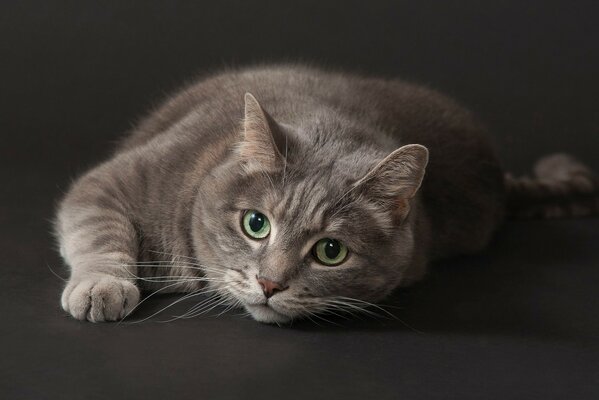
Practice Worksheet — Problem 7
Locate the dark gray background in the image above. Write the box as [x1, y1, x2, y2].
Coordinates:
[1, 1, 598, 399]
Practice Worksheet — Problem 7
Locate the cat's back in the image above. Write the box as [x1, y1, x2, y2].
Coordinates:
[118, 64, 478, 152]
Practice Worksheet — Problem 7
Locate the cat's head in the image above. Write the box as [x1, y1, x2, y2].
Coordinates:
[192, 93, 428, 324]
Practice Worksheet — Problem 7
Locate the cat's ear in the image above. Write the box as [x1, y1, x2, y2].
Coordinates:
[238, 93, 286, 172]
[354, 144, 429, 222]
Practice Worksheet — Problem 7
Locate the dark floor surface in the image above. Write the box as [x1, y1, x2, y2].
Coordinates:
[1, 1, 598, 399]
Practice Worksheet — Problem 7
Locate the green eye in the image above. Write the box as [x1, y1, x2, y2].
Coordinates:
[242, 210, 271, 239]
[313, 238, 348, 266]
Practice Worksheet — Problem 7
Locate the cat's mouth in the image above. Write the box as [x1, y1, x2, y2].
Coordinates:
[244, 302, 292, 324]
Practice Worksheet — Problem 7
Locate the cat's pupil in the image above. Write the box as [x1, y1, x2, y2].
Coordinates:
[248, 212, 265, 232]
[324, 239, 340, 259]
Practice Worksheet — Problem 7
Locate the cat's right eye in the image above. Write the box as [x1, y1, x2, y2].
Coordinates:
[241, 210, 271, 239]
[312, 238, 348, 266]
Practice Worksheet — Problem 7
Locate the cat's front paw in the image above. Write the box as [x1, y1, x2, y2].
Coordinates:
[61, 275, 140, 322]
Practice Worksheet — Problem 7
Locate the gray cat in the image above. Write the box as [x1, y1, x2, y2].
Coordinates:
[56, 65, 597, 324]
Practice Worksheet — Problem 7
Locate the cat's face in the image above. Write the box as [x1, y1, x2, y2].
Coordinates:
[192, 94, 428, 323]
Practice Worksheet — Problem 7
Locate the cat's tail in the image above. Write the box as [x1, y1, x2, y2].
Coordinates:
[505, 154, 599, 219]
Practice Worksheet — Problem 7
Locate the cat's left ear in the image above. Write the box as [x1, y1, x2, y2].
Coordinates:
[237, 93, 287, 173]
[354, 144, 429, 222]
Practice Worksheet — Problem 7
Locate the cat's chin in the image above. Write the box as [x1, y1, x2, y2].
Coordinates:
[245, 303, 292, 324]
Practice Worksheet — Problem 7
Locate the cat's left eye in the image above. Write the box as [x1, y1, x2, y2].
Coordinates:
[242, 210, 271, 239]
[312, 238, 348, 266]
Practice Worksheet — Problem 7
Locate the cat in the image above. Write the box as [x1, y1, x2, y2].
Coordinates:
[56, 64, 598, 324]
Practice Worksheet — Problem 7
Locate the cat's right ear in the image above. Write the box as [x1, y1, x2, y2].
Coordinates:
[354, 144, 429, 223]
[237, 93, 287, 173]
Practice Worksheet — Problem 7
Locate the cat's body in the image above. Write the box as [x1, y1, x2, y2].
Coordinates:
[56, 65, 596, 323]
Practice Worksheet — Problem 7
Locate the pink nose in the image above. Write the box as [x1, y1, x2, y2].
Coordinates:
[256, 277, 288, 298]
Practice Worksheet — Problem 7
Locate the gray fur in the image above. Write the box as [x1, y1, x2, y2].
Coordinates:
[56, 64, 596, 324]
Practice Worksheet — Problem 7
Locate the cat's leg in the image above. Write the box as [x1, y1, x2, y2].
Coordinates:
[57, 165, 142, 322]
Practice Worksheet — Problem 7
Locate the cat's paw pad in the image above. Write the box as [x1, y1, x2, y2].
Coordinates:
[61, 276, 140, 322]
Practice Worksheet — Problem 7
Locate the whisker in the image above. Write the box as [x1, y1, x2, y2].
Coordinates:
[199, 297, 235, 317]
[327, 297, 424, 333]
[129, 288, 218, 324]
[47, 263, 68, 282]
[126, 273, 225, 283]
[334, 296, 398, 319]
[216, 300, 242, 317]
[179, 295, 231, 320]
[121, 267, 224, 285]
[161, 292, 224, 322]
[304, 313, 323, 327]
[320, 306, 352, 321]
[323, 299, 385, 319]
[117, 280, 189, 325]
[177, 293, 224, 319]
[325, 304, 366, 321]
